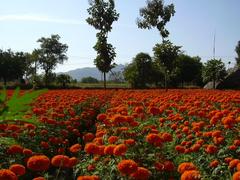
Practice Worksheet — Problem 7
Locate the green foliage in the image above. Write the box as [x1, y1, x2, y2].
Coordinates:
[153, 40, 181, 90]
[202, 59, 227, 89]
[0, 49, 28, 85]
[0, 87, 47, 122]
[137, 0, 175, 40]
[93, 33, 116, 74]
[176, 54, 203, 86]
[81, 76, 99, 83]
[56, 74, 72, 88]
[124, 52, 157, 88]
[235, 40, 240, 67]
[36, 34, 68, 86]
[0, 137, 17, 146]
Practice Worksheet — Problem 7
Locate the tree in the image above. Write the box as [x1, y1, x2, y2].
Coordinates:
[0, 49, 28, 86]
[36, 34, 68, 87]
[86, 0, 119, 89]
[202, 59, 227, 89]
[137, 0, 175, 41]
[124, 53, 155, 88]
[81, 76, 99, 83]
[56, 74, 72, 88]
[176, 54, 203, 87]
[235, 41, 240, 67]
[153, 40, 181, 90]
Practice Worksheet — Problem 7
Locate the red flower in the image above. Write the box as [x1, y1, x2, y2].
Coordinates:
[51, 155, 70, 168]
[164, 161, 175, 171]
[117, 159, 138, 175]
[108, 136, 118, 144]
[27, 155, 50, 171]
[9, 164, 26, 176]
[161, 132, 173, 142]
[68, 157, 78, 168]
[84, 143, 99, 154]
[232, 172, 240, 180]
[7, 145, 23, 154]
[104, 145, 116, 155]
[181, 170, 201, 180]
[130, 167, 151, 180]
[33, 177, 46, 180]
[113, 144, 127, 156]
[146, 133, 163, 147]
[178, 162, 197, 174]
[205, 145, 218, 154]
[0, 169, 17, 180]
[69, 144, 82, 153]
[77, 175, 100, 180]
[23, 148, 33, 156]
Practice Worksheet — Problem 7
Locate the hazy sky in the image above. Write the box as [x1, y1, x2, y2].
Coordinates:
[1, 0, 240, 72]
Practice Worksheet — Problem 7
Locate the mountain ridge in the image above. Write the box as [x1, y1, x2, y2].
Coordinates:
[58, 64, 125, 81]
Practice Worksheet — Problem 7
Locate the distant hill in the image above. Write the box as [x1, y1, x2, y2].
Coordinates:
[59, 64, 125, 81]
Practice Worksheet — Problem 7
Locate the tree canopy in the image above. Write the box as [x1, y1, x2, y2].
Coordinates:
[137, 0, 175, 40]
[202, 59, 227, 89]
[36, 34, 68, 86]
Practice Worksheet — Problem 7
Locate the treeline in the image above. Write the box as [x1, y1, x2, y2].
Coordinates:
[0, 35, 72, 88]
[123, 40, 235, 89]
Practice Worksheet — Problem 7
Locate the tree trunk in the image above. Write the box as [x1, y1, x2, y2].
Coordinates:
[164, 69, 168, 92]
[213, 78, 216, 89]
[103, 72, 106, 89]
[3, 78, 7, 87]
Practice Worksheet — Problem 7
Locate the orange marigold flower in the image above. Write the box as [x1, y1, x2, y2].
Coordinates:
[154, 162, 164, 171]
[33, 177, 46, 180]
[104, 145, 116, 155]
[229, 159, 240, 169]
[146, 133, 163, 147]
[27, 155, 50, 171]
[108, 136, 118, 144]
[225, 157, 233, 164]
[209, 160, 219, 168]
[130, 167, 151, 180]
[175, 145, 185, 153]
[68, 157, 78, 168]
[9, 164, 26, 176]
[237, 163, 240, 171]
[232, 171, 240, 180]
[161, 132, 173, 142]
[83, 133, 95, 142]
[164, 161, 175, 171]
[229, 145, 237, 151]
[23, 148, 33, 156]
[205, 145, 218, 154]
[0, 169, 17, 180]
[97, 113, 107, 121]
[124, 139, 135, 146]
[191, 144, 201, 152]
[87, 164, 96, 171]
[113, 144, 127, 156]
[77, 175, 100, 180]
[117, 159, 138, 175]
[69, 144, 82, 153]
[51, 155, 70, 168]
[181, 170, 201, 180]
[178, 162, 197, 174]
[7, 145, 23, 154]
[84, 143, 99, 154]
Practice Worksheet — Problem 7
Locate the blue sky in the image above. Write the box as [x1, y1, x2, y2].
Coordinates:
[1, 0, 240, 72]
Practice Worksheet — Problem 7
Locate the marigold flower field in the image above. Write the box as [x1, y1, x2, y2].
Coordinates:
[0, 89, 240, 180]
